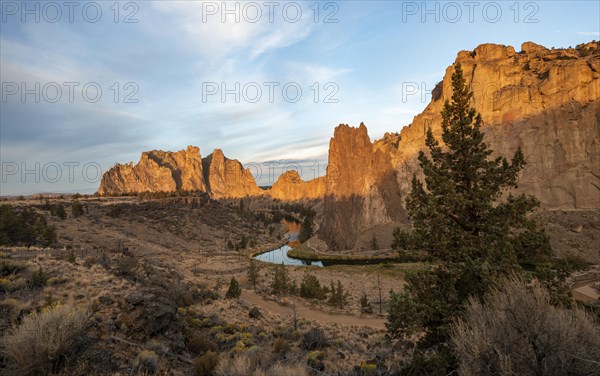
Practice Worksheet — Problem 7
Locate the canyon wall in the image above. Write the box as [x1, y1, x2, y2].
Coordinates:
[318, 41, 600, 250]
[98, 41, 599, 251]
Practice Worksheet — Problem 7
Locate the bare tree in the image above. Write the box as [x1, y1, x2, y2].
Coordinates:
[292, 298, 298, 331]
[452, 275, 600, 376]
[377, 273, 383, 315]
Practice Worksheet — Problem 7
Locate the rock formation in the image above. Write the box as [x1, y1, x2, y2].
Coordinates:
[98, 146, 206, 195]
[202, 149, 264, 199]
[319, 41, 600, 250]
[98, 41, 600, 252]
[319, 124, 407, 250]
[98, 146, 263, 199]
[270, 171, 326, 201]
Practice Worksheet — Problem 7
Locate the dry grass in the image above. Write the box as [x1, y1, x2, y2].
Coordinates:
[214, 351, 308, 376]
[1, 304, 89, 376]
[452, 275, 600, 376]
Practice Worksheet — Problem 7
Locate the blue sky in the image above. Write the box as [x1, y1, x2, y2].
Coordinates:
[1, 0, 599, 194]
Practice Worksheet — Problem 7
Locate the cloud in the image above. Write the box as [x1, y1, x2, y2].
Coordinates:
[151, 2, 315, 61]
[285, 62, 353, 83]
[577, 31, 600, 36]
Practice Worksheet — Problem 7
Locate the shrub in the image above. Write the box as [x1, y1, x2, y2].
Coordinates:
[273, 337, 290, 355]
[299, 272, 325, 300]
[0, 304, 89, 375]
[301, 327, 327, 351]
[71, 201, 85, 218]
[193, 350, 219, 376]
[67, 250, 76, 264]
[187, 333, 217, 355]
[360, 292, 373, 313]
[52, 204, 67, 220]
[306, 351, 325, 372]
[0, 298, 22, 324]
[0, 260, 26, 277]
[216, 352, 307, 375]
[225, 277, 242, 299]
[265, 362, 308, 376]
[0, 205, 57, 246]
[0, 278, 11, 292]
[452, 275, 600, 376]
[133, 350, 159, 374]
[29, 266, 48, 288]
[214, 353, 251, 376]
[47, 275, 70, 286]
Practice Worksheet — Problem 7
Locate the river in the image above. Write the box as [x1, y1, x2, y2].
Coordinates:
[254, 220, 323, 267]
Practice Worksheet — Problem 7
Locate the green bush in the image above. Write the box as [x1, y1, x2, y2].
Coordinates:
[0, 205, 57, 246]
[299, 272, 325, 300]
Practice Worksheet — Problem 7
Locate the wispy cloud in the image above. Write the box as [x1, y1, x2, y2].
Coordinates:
[151, 2, 315, 61]
[577, 31, 600, 37]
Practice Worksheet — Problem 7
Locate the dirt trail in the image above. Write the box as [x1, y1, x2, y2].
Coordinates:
[240, 290, 386, 330]
[570, 278, 600, 303]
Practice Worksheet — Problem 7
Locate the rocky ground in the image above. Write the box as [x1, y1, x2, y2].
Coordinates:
[0, 195, 598, 375]
[0, 196, 410, 375]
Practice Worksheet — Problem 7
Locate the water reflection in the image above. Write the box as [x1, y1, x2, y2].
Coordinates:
[254, 244, 323, 267]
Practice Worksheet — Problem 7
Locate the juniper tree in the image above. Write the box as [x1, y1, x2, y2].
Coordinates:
[52, 203, 67, 220]
[225, 276, 241, 299]
[247, 259, 260, 290]
[299, 271, 326, 300]
[328, 280, 349, 309]
[387, 63, 550, 373]
[271, 263, 289, 295]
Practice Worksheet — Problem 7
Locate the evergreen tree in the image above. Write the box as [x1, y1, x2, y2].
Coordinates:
[328, 280, 349, 309]
[52, 203, 67, 220]
[238, 234, 248, 249]
[271, 263, 289, 295]
[71, 201, 84, 217]
[387, 63, 550, 372]
[225, 276, 241, 298]
[247, 259, 260, 290]
[299, 271, 326, 300]
[360, 292, 372, 313]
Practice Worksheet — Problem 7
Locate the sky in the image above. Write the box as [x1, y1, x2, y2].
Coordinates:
[1, 0, 599, 194]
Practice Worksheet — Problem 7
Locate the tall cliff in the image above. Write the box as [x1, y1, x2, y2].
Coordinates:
[318, 124, 407, 250]
[98, 41, 599, 252]
[319, 41, 600, 250]
[98, 146, 263, 198]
